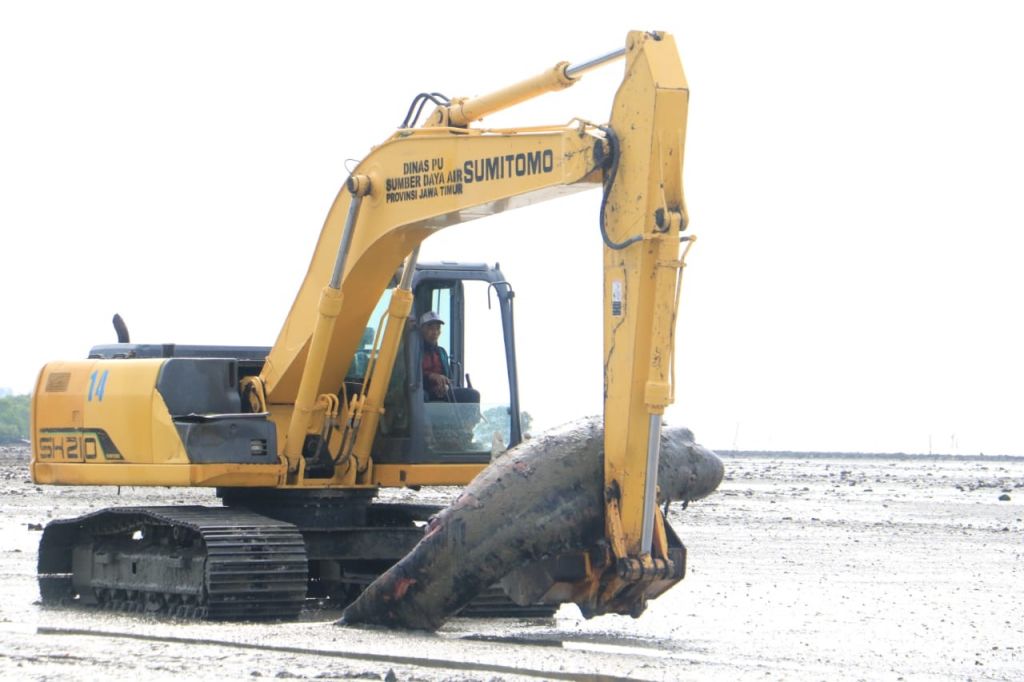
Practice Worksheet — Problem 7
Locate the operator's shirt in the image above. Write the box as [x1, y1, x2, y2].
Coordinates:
[422, 345, 444, 380]
[422, 344, 448, 401]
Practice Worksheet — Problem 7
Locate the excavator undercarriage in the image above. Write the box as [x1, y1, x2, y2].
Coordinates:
[38, 493, 559, 620]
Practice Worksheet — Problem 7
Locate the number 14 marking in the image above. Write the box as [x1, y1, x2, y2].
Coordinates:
[88, 369, 109, 401]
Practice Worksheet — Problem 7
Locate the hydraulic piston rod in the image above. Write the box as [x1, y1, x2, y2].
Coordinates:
[565, 48, 627, 78]
[284, 176, 370, 468]
[441, 45, 627, 127]
[640, 414, 662, 554]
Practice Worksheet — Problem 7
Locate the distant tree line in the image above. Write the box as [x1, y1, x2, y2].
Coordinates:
[0, 394, 30, 442]
[475, 407, 533, 446]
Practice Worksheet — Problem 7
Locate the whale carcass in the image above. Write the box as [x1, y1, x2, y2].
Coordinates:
[340, 417, 724, 630]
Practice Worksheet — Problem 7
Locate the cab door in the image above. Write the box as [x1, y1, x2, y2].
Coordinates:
[367, 264, 522, 465]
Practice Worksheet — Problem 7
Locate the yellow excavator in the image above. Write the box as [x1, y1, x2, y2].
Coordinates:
[32, 30, 695, 620]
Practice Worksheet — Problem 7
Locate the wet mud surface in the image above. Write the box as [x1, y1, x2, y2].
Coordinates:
[1, 444, 1021, 680]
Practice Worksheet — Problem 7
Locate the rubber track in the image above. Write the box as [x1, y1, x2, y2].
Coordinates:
[39, 506, 555, 621]
[39, 506, 308, 620]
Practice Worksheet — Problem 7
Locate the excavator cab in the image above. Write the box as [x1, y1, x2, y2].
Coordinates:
[348, 262, 522, 466]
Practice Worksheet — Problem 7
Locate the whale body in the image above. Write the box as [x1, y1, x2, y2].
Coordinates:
[340, 417, 724, 630]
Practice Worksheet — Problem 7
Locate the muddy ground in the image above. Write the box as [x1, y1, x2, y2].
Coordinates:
[0, 444, 1021, 681]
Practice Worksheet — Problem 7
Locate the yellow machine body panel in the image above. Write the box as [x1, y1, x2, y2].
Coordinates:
[31, 360, 488, 488]
[34, 359, 168, 465]
[30, 359, 282, 486]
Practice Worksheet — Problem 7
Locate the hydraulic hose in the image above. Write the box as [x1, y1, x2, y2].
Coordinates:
[598, 126, 643, 251]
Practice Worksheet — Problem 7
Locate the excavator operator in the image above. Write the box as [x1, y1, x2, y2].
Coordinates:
[419, 311, 479, 404]
[419, 311, 451, 400]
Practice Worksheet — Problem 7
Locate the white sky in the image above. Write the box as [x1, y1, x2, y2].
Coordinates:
[2, 2, 1022, 455]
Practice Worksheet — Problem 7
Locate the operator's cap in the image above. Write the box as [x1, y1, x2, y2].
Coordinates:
[419, 311, 445, 327]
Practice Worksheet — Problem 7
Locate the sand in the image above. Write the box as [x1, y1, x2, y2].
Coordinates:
[1, 445, 1020, 680]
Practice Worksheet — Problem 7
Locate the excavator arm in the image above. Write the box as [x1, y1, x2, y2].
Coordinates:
[597, 31, 691, 611]
[256, 30, 691, 614]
